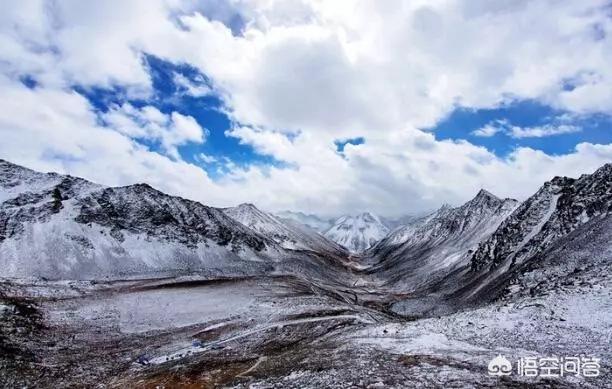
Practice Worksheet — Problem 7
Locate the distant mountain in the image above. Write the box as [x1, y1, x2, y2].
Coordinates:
[274, 210, 333, 232]
[223, 203, 346, 255]
[276, 210, 427, 234]
[0, 160, 281, 279]
[323, 212, 389, 253]
[365, 189, 519, 292]
[380, 213, 432, 230]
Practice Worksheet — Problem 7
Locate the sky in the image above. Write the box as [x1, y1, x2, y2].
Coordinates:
[0, 0, 611, 217]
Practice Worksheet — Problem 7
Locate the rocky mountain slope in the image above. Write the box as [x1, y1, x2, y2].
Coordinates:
[460, 163, 612, 302]
[0, 160, 282, 279]
[223, 203, 346, 255]
[471, 163, 612, 271]
[323, 212, 389, 253]
[364, 190, 519, 293]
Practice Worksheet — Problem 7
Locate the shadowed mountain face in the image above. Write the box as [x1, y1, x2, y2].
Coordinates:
[471, 163, 612, 271]
[458, 163, 612, 303]
[360, 189, 519, 293]
[387, 163, 612, 316]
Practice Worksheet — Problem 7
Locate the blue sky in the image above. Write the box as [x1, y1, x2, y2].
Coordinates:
[432, 101, 612, 156]
[74, 56, 612, 175]
[74, 55, 282, 179]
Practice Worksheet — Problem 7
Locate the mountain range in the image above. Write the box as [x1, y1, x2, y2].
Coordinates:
[1, 158, 610, 290]
[0, 161, 277, 279]
[2, 158, 611, 387]
[276, 209, 423, 253]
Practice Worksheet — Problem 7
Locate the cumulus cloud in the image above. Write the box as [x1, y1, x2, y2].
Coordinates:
[0, 1, 611, 217]
[197, 153, 218, 164]
[0, 74, 214, 199]
[103, 103, 207, 159]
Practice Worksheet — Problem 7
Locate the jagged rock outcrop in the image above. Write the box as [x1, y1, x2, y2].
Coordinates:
[470, 163, 612, 272]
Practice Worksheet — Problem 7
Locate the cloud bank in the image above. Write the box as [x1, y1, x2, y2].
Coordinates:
[0, 0, 611, 216]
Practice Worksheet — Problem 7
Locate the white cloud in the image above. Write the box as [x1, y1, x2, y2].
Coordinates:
[471, 121, 505, 137]
[0, 1, 611, 217]
[5, 1, 612, 134]
[0, 75, 214, 200]
[472, 119, 582, 139]
[197, 153, 218, 164]
[103, 103, 207, 159]
[225, 126, 296, 162]
[173, 73, 212, 97]
[508, 124, 581, 138]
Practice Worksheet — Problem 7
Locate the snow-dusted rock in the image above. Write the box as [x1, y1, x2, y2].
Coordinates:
[471, 163, 612, 272]
[223, 203, 346, 255]
[324, 212, 389, 253]
[0, 160, 280, 279]
[363, 189, 519, 293]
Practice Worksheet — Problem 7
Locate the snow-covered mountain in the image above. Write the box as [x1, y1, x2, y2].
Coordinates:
[274, 210, 333, 233]
[379, 213, 431, 230]
[0, 159, 282, 279]
[379, 190, 518, 249]
[471, 164, 612, 272]
[223, 203, 346, 255]
[461, 163, 612, 302]
[364, 189, 519, 292]
[323, 212, 389, 253]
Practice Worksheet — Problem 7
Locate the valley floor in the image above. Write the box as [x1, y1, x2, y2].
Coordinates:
[1, 274, 610, 388]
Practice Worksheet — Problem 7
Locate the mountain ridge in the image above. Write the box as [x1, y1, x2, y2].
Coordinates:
[0, 159, 283, 279]
[223, 202, 347, 255]
[361, 188, 519, 294]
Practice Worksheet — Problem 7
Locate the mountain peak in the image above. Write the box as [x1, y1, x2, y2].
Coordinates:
[357, 211, 380, 223]
[465, 189, 504, 211]
[0, 159, 40, 178]
[593, 162, 612, 177]
[438, 203, 453, 212]
[236, 202, 259, 210]
[324, 212, 389, 253]
[475, 188, 497, 199]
